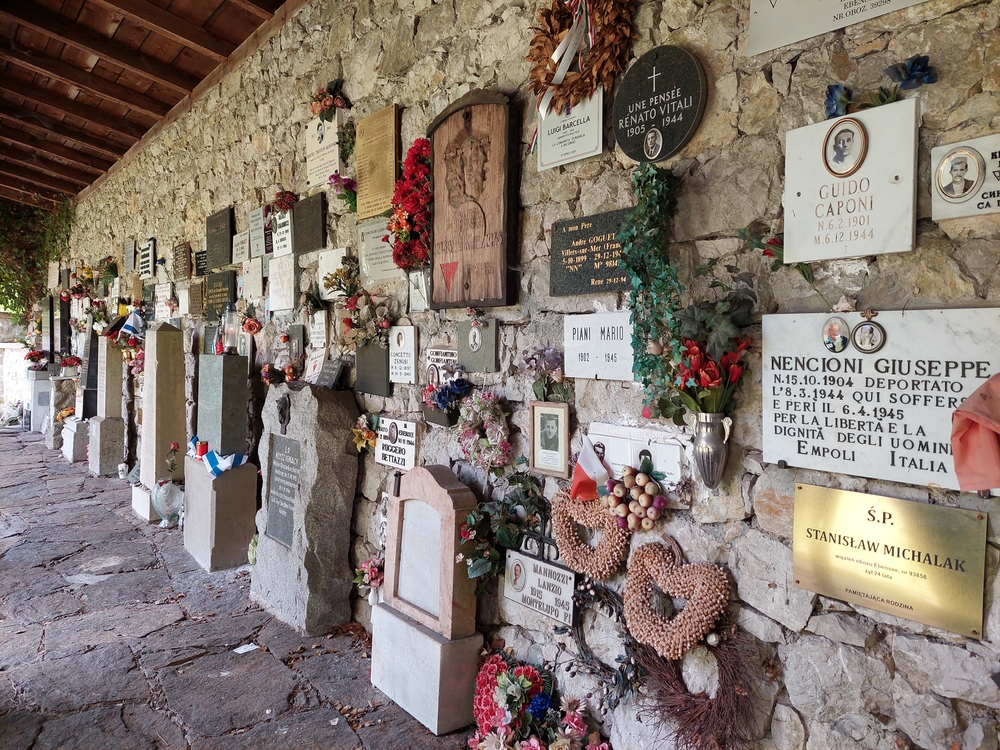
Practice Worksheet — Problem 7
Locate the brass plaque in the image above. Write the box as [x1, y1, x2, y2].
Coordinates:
[355, 105, 399, 220]
[793, 484, 986, 638]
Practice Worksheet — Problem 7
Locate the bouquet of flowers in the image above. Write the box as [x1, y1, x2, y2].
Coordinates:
[353, 557, 384, 604]
[519, 344, 572, 402]
[457, 392, 512, 475]
[60, 355, 82, 368]
[387, 138, 432, 272]
[329, 174, 357, 213]
[309, 79, 352, 120]
[423, 376, 473, 412]
[323, 254, 360, 299]
[69, 317, 88, 333]
[260, 363, 284, 386]
[670, 337, 750, 415]
[352, 414, 378, 452]
[24, 350, 45, 364]
[129, 349, 145, 375]
[55, 406, 75, 423]
[340, 289, 392, 350]
[272, 190, 297, 213]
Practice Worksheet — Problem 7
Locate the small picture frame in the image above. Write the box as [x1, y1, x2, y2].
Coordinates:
[530, 401, 570, 479]
[935, 146, 985, 204]
[822, 117, 867, 178]
[822, 316, 850, 354]
[851, 320, 886, 354]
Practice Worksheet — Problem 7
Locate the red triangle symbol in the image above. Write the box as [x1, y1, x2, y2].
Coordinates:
[441, 262, 459, 292]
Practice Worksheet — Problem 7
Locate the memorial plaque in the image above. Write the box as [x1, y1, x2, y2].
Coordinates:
[550, 208, 630, 296]
[206, 208, 233, 269]
[188, 279, 204, 317]
[613, 46, 707, 164]
[172, 242, 191, 281]
[205, 271, 236, 322]
[784, 99, 917, 263]
[272, 210, 293, 256]
[232, 230, 250, 264]
[287, 324, 305, 363]
[375, 418, 417, 470]
[303, 348, 326, 383]
[268, 254, 296, 311]
[123, 239, 136, 273]
[142, 282, 156, 320]
[305, 111, 346, 188]
[357, 343, 392, 397]
[249, 206, 272, 258]
[503, 550, 574, 626]
[292, 192, 327, 255]
[426, 348, 458, 386]
[154, 282, 173, 321]
[355, 104, 399, 220]
[749, 0, 931, 56]
[588, 422, 683, 484]
[537, 87, 603, 171]
[358, 216, 404, 287]
[317, 248, 346, 301]
[40, 296, 53, 360]
[389, 326, 417, 385]
[930, 133, 1000, 221]
[762, 308, 1000, 490]
[458, 321, 498, 373]
[794, 484, 986, 638]
[315, 359, 344, 389]
[47, 261, 59, 290]
[138, 238, 156, 280]
[429, 91, 517, 309]
[243, 257, 264, 299]
[309, 310, 328, 350]
[194, 249, 208, 277]
[266, 435, 300, 547]
[203, 325, 218, 354]
[563, 311, 635, 381]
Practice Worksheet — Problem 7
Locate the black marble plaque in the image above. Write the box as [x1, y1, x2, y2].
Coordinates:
[550, 208, 631, 296]
[41, 296, 53, 362]
[203, 326, 219, 355]
[205, 271, 236, 322]
[123, 239, 136, 273]
[206, 208, 234, 270]
[266, 435, 300, 547]
[315, 359, 344, 389]
[55, 297, 71, 354]
[142, 283, 156, 321]
[80, 323, 100, 391]
[292, 192, 326, 255]
[172, 242, 191, 281]
[613, 45, 707, 163]
[194, 250, 208, 277]
[356, 343, 391, 397]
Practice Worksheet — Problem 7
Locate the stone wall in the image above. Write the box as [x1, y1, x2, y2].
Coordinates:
[65, 0, 1000, 747]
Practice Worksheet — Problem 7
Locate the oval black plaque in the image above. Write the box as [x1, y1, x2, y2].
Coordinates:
[613, 45, 707, 163]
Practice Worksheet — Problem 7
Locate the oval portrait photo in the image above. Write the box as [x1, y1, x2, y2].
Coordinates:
[851, 321, 886, 354]
[822, 118, 868, 178]
[822, 317, 850, 353]
[935, 146, 985, 204]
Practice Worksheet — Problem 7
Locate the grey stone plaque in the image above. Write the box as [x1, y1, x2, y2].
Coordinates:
[292, 192, 327, 255]
[458, 321, 498, 372]
[357, 343, 391, 397]
[203, 326, 218, 355]
[124, 239, 136, 273]
[315, 359, 344, 389]
[266, 435, 300, 548]
[206, 208, 233, 270]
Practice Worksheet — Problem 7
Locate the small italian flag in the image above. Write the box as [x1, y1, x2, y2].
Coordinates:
[570, 435, 611, 501]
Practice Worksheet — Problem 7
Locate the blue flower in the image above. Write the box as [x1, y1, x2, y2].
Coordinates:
[527, 693, 551, 721]
[885, 55, 937, 90]
[825, 84, 852, 119]
[433, 378, 472, 410]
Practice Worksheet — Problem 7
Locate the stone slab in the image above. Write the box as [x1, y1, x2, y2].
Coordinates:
[197, 354, 248, 456]
[132, 485, 161, 523]
[371, 603, 481, 735]
[190, 707, 362, 750]
[89, 416, 124, 477]
[96, 336, 123, 419]
[184, 457, 258, 571]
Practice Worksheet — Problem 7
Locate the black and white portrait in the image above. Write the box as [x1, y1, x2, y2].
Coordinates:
[851, 321, 886, 354]
[531, 401, 570, 478]
[468, 326, 482, 353]
[643, 127, 663, 161]
[823, 317, 850, 354]
[936, 147, 985, 203]
[823, 118, 867, 177]
[316, 120, 325, 145]
[539, 414, 559, 451]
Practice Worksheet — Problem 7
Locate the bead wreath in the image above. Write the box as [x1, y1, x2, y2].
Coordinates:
[551, 490, 631, 580]
[526, 0, 636, 115]
[623, 539, 730, 660]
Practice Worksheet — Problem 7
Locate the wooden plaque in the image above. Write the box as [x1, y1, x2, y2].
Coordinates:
[428, 91, 518, 309]
[355, 105, 399, 220]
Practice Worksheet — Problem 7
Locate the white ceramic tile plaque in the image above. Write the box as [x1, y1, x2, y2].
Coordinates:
[249, 206, 271, 258]
[784, 99, 917, 264]
[47, 261, 59, 290]
[375, 418, 417, 470]
[503, 549, 574, 625]
[762, 309, 1000, 491]
[272, 210, 293, 257]
[309, 310, 328, 349]
[303, 347, 326, 383]
[748, 0, 930, 56]
[304, 112, 346, 189]
[138, 238, 156, 280]
[154, 282, 173, 320]
[317, 247, 347, 301]
[268, 254, 296, 312]
[931, 134, 1000, 221]
[587, 422, 683, 483]
[177, 286, 191, 316]
[242, 257, 263, 299]
[537, 87, 603, 172]
[358, 216, 404, 287]
[563, 311, 635, 381]
[232, 230, 250, 264]
[389, 325, 417, 385]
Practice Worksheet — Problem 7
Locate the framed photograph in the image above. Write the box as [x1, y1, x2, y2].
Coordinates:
[822, 117, 867, 178]
[530, 401, 570, 479]
[822, 316, 850, 354]
[851, 320, 886, 354]
[935, 146, 985, 204]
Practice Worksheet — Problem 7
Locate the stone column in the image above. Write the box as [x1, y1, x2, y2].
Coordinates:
[27, 369, 50, 432]
[44, 377, 75, 451]
[89, 337, 125, 477]
[196, 354, 248, 455]
[183, 456, 258, 571]
[133, 322, 186, 522]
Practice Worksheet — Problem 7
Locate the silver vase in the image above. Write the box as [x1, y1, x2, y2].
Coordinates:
[684, 412, 733, 490]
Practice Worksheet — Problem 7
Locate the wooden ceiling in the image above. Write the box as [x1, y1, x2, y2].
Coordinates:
[0, 0, 283, 210]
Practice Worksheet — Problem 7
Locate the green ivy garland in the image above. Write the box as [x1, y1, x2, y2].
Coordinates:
[0, 198, 73, 322]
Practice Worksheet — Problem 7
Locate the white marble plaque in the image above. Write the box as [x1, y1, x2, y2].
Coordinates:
[272, 211, 293, 257]
[242, 257, 264, 299]
[317, 248, 347, 301]
[232, 230, 250, 264]
[178, 286, 191, 316]
[503, 550, 574, 626]
[587, 422, 683, 483]
[784, 99, 917, 264]
[396, 499, 440, 615]
[249, 206, 269, 258]
[47, 261, 59, 290]
[305, 112, 346, 189]
[408, 270, 429, 312]
[931, 134, 1000, 221]
[309, 310, 328, 349]
[748, 0, 930, 56]
[268, 254, 296, 312]
[138, 238, 156, 280]
[154, 282, 173, 320]
[762, 309, 1000, 491]
[375, 418, 417, 470]
[563, 311, 635, 381]
[358, 216, 405, 287]
[537, 87, 603, 172]
[389, 326, 417, 385]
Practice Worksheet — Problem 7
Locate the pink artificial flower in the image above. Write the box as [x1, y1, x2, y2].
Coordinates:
[641, 405, 653, 419]
[322, 95, 334, 109]
[562, 711, 587, 736]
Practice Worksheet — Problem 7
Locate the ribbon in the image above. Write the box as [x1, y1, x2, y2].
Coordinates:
[538, 0, 589, 120]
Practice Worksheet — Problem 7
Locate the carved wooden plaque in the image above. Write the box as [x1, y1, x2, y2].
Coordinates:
[428, 91, 518, 309]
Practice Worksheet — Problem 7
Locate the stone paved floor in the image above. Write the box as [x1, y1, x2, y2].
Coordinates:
[0, 428, 470, 749]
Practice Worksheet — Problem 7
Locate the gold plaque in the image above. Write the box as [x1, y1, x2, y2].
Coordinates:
[354, 105, 399, 220]
[793, 484, 986, 638]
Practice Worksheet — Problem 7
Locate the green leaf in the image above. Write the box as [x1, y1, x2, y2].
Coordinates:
[639, 456, 654, 475]
[467, 557, 492, 578]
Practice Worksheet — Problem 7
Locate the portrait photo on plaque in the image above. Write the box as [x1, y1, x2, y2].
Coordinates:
[530, 401, 570, 478]
[822, 317, 850, 353]
[851, 319, 886, 354]
[822, 117, 867, 178]
[935, 146, 985, 203]
[931, 134, 1000, 221]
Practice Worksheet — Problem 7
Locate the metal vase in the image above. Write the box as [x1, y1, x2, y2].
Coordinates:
[684, 412, 733, 490]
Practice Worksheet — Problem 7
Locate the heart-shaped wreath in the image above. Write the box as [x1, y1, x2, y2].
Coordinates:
[551, 490, 631, 580]
[526, 0, 636, 115]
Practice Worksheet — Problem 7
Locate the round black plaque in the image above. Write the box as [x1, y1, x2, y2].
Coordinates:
[613, 46, 707, 163]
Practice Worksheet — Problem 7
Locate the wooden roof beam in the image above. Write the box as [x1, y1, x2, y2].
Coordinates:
[1, 144, 95, 186]
[226, 0, 275, 22]
[0, 172, 68, 203]
[0, 42, 172, 119]
[0, 124, 114, 172]
[0, 159, 79, 194]
[0, 77, 144, 141]
[0, 104, 126, 160]
[0, 3, 200, 96]
[88, 0, 236, 62]
[0, 185, 59, 208]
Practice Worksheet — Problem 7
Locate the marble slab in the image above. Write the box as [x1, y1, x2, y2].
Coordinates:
[268, 254, 296, 312]
[931, 133, 1000, 221]
[563, 311, 635, 381]
[389, 326, 416, 384]
[375, 418, 417, 470]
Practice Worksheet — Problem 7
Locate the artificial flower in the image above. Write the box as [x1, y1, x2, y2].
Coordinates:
[242, 318, 262, 334]
[519, 739, 547, 750]
[825, 84, 852, 119]
[885, 54, 937, 89]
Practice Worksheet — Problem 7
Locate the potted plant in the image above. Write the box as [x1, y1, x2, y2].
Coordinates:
[24, 350, 48, 377]
[59, 354, 82, 378]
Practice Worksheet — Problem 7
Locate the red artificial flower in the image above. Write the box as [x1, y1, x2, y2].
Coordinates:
[641, 405, 654, 419]
[345, 295, 359, 311]
[169, 442, 180, 452]
[699, 361, 723, 388]
[343, 317, 353, 330]
[460, 524, 476, 541]
[727, 363, 743, 384]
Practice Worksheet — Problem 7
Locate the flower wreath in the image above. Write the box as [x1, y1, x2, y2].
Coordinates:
[551, 490, 630, 580]
[526, 0, 636, 115]
[456, 392, 512, 474]
[388, 138, 432, 272]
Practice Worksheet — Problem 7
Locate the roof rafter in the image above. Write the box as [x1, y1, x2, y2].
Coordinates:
[0, 124, 115, 172]
[0, 184, 60, 208]
[0, 104, 127, 160]
[2, 144, 95, 186]
[0, 172, 68, 203]
[0, 159, 79, 194]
